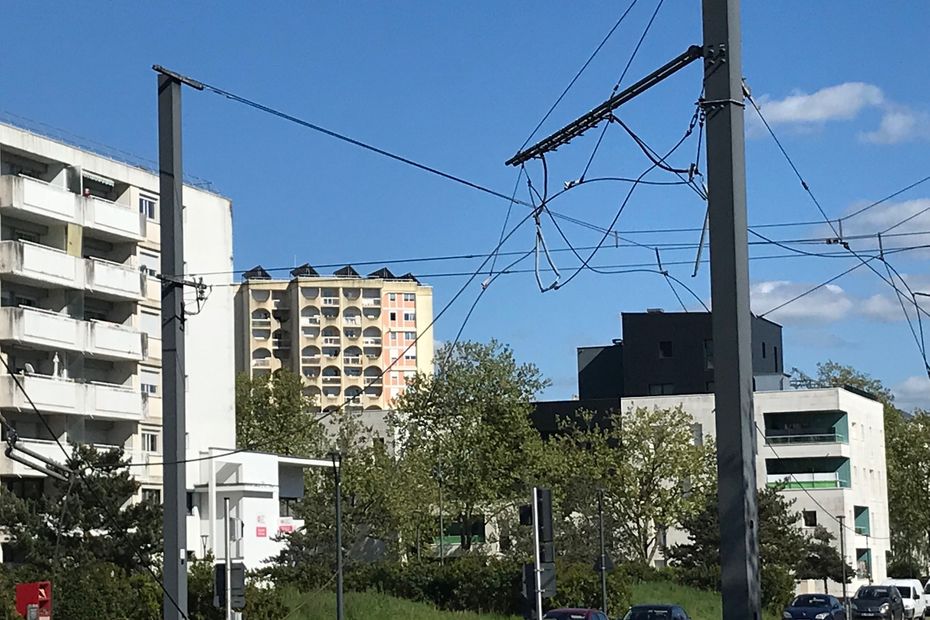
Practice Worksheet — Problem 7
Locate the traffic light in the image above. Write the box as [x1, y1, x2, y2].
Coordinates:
[536, 488, 554, 563]
[520, 487, 556, 604]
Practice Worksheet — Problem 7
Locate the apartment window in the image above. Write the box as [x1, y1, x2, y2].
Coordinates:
[658, 340, 673, 359]
[404, 353, 417, 361]
[403, 312, 416, 321]
[703, 339, 714, 370]
[390, 332, 398, 342]
[390, 371, 399, 381]
[139, 250, 159, 277]
[389, 311, 397, 321]
[403, 293, 415, 302]
[142, 488, 162, 504]
[404, 331, 416, 340]
[388, 293, 396, 301]
[773, 345, 779, 371]
[3, 477, 44, 500]
[139, 195, 157, 221]
[141, 369, 160, 395]
[648, 383, 675, 396]
[762, 341, 767, 358]
[280, 498, 297, 518]
[1, 291, 36, 308]
[186, 492, 195, 516]
[142, 431, 159, 453]
[802, 510, 817, 527]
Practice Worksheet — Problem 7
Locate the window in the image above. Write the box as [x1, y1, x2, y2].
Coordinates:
[404, 331, 416, 339]
[403, 293, 415, 301]
[388, 293, 396, 301]
[13, 229, 39, 244]
[141, 311, 160, 338]
[403, 312, 415, 321]
[141, 368, 160, 395]
[142, 431, 158, 453]
[404, 353, 417, 361]
[139, 251, 159, 276]
[658, 340, 673, 358]
[389, 311, 397, 321]
[139, 195, 157, 221]
[703, 339, 714, 370]
[280, 498, 297, 518]
[390, 332, 398, 341]
[692, 423, 704, 447]
[186, 491, 195, 516]
[802, 510, 817, 527]
[142, 488, 162, 504]
[773, 345, 779, 371]
[648, 383, 675, 396]
[762, 341, 767, 358]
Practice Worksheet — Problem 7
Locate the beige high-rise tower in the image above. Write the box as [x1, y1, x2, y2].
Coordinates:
[234, 265, 433, 418]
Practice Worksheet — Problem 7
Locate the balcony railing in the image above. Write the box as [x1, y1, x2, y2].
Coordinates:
[252, 358, 271, 367]
[0, 240, 81, 288]
[0, 307, 142, 361]
[301, 316, 320, 325]
[362, 298, 381, 307]
[322, 337, 341, 345]
[84, 196, 143, 240]
[766, 473, 849, 489]
[321, 297, 339, 306]
[363, 337, 382, 346]
[344, 317, 361, 326]
[0, 175, 79, 224]
[343, 356, 362, 365]
[0, 374, 142, 420]
[301, 355, 321, 365]
[765, 432, 847, 445]
[86, 257, 144, 300]
[251, 318, 272, 328]
[322, 376, 342, 384]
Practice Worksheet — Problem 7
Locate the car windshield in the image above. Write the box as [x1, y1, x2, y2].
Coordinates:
[791, 595, 830, 607]
[623, 610, 672, 620]
[857, 587, 891, 600]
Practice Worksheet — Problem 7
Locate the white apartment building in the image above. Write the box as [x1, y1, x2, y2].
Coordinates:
[0, 122, 311, 568]
[627, 387, 890, 595]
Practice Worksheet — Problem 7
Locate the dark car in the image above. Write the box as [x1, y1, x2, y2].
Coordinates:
[543, 609, 608, 620]
[851, 585, 905, 620]
[622, 605, 692, 620]
[783, 594, 847, 619]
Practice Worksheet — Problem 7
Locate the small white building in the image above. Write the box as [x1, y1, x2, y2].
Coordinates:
[627, 387, 890, 595]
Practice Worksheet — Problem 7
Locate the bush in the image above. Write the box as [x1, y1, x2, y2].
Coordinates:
[549, 561, 631, 612]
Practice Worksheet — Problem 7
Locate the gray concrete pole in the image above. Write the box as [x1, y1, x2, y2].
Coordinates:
[333, 453, 344, 620]
[598, 489, 608, 615]
[838, 515, 849, 616]
[157, 72, 189, 620]
[700, 1, 761, 618]
[532, 487, 543, 620]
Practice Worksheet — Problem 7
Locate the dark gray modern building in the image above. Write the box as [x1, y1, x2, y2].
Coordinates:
[577, 310, 785, 399]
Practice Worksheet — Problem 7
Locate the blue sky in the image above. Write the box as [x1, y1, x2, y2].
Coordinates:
[3, 2, 929, 408]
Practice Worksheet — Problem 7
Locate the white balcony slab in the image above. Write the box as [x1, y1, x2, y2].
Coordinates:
[86, 258, 143, 300]
[0, 175, 79, 224]
[0, 240, 82, 289]
[84, 196, 143, 241]
[88, 320, 144, 361]
[0, 306, 82, 352]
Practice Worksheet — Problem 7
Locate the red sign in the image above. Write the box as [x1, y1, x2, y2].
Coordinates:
[256, 526, 267, 538]
[278, 524, 294, 533]
[15, 581, 52, 618]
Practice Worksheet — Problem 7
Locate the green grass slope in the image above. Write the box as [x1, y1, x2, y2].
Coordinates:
[630, 581, 780, 620]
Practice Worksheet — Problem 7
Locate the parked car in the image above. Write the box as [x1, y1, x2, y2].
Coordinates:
[621, 605, 692, 620]
[543, 609, 608, 620]
[782, 593, 847, 619]
[851, 585, 905, 620]
[882, 579, 926, 618]
[924, 580, 930, 618]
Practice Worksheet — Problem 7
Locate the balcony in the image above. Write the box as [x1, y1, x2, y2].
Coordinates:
[83, 196, 143, 241]
[0, 437, 65, 477]
[86, 258, 144, 300]
[765, 472, 849, 490]
[343, 356, 361, 365]
[252, 358, 271, 368]
[322, 376, 342, 384]
[0, 175, 79, 224]
[87, 320, 144, 361]
[323, 337, 341, 346]
[321, 297, 339, 306]
[363, 337, 382, 346]
[344, 317, 361, 327]
[765, 432, 847, 445]
[362, 298, 381, 307]
[0, 374, 142, 421]
[0, 240, 81, 289]
[0, 306, 82, 353]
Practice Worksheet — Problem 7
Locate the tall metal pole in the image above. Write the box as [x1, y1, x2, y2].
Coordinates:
[333, 453, 344, 620]
[701, 1, 761, 618]
[838, 515, 848, 616]
[597, 489, 608, 615]
[531, 487, 543, 620]
[158, 72, 189, 620]
[224, 497, 232, 620]
[437, 467, 445, 565]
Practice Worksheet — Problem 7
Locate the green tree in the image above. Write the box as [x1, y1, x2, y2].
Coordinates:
[390, 340, 549, 552]
[0, 446, 161, 572]
[670, 484, 810, 611]
[235, 368, 326, 457]
[796, 526, 853, 592]
[545, 406, 716, 565]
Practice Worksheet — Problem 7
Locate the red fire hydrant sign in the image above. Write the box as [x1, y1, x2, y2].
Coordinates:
[15, 581, 52, 619]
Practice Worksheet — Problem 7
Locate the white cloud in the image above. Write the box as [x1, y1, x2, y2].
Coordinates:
[841, 198, 930, 252]
[860, 107, 930, 144]
[755, 82, 884, 125]
[751, 280, 853, 324]
[893, 375, 930, 412]
[753, 81, 930, 144]
[858, 293, 903, 322]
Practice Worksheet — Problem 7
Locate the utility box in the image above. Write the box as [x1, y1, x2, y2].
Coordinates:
[214, 563, 246, 610]
[15, 581, 51, 619]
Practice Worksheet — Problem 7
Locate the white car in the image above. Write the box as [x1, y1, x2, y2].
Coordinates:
[923, 580, 930, 618]
[883, 579, 926, 619]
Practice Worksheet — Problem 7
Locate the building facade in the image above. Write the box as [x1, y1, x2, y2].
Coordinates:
[234, 266, 434, 424]
[0, 122, 306, 568]
[578, 310, 786, 399]
[623, 388, 890, 594]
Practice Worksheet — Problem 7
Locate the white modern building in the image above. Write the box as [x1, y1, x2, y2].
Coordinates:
[628, 387, 890, 595]
[0, 121, 311, 568]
